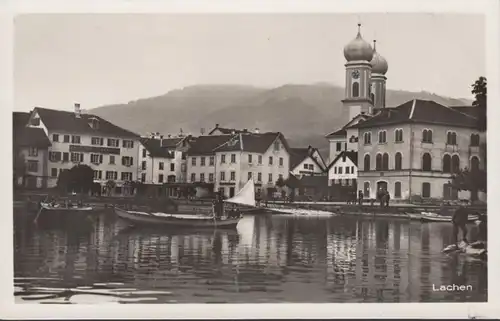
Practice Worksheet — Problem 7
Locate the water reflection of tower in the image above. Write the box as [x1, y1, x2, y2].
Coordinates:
[419, 224, 432, 300]
[374, 220, 389, 300]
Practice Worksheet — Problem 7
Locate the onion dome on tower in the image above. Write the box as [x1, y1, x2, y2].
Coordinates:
[370, 40, 388, 75]
[343, 24, 374, 62]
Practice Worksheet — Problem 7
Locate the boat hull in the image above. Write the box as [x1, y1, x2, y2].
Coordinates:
[40, 203, 93, 212]
[113, 207, 241, 229]
[419, 212, 479, 223]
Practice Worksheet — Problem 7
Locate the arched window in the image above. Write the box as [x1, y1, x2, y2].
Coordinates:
[375, 153, 383, 170]
[382, 153, 389, 170]
[352, 82, 360, 97]
[395, 152, 402, 170]
[364, 154, 371, 171]
[422, 153, 432, 171]
[364, 132, 371, 145]
[395, 129, 403, 143]
[447, 131, 457, 145]
[451, 155, 460, 173]
[422, 129, 433, 143]
[470, 156, 480, 172]
[442, 154, 451, 173]
[394, 182, 401, 198]
[470, 134, 480, 147]
[378, 130, 387, 144]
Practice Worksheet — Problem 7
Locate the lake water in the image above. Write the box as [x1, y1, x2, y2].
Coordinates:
[13, 209, 487, 303]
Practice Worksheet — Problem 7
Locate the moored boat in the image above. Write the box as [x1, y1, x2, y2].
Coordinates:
[40, 202, 93, 212]
[114, 180, 257, 229]
[409, 211, 479, 223]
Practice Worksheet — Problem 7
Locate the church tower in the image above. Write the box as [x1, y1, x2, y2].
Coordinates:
[342, 24, 374, 121]
[370, 40, 389, 110]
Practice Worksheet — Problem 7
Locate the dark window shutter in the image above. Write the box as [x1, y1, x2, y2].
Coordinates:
[130, 157, 133, 165]
[122, 156, 125, 165]
[100, 155, 103, 163]
[80, 153, 84, 162]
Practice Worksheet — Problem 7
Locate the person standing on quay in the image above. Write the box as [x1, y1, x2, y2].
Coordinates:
[358, 190, 364, 205]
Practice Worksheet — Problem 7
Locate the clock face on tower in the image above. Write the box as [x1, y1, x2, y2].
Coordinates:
[351, 70, 360, 79]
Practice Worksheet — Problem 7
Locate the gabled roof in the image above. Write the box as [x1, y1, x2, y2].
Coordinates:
[325, 113, 371, 138]
[327, 151, 358, 170]
[451, 106, 484, 119]
[289, 146, 325, 171]
[208, 125, 247, 135]
[13, 112, 51, 148]
[140, 138, 174, 158]
[325, 128, 347, 138]
[187, 135, 232, 156]
[160, 137, 183, 148]
[214, 132, 291, 154]
[349, 99, 479, 129]
[32, 107, 139, 138]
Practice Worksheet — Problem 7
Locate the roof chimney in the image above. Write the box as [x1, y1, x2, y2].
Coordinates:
[74, 103, 81, 118]
[201, 128, 205, 135]
[254, 128, 260, 134]
[215, 123, 219, 128]
[160, 135, 164, 146]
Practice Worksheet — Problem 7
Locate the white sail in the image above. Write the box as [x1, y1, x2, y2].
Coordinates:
[224, 180, 256, 207]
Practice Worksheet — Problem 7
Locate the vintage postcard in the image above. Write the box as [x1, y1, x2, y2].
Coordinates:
[1, 0, 499, 319]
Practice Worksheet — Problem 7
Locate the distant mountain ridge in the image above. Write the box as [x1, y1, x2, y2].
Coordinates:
[91, 84, 473, 157]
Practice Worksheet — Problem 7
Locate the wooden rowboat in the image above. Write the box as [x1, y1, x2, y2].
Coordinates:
[419, 212, 479, 223]
[114, 180, 257, 229]
[113, 207, 241, 229]
[40, 202, 93, 212]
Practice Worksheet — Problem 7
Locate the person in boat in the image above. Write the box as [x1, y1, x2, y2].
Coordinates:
[228, 205, 239, 218]
[452, 205, 469, 244]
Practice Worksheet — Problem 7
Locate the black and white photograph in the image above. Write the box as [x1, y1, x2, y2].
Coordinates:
[2, 0, 499, 319]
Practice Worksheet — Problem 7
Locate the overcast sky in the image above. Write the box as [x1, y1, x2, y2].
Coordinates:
[14, 13, 485, 112]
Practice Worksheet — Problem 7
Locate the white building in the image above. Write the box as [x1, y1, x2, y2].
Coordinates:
[327, 151, 358, 187]
[138, 135, 184, 185]
[289, 146, 327, 178]
[26, 104, 141, 195]
[325, 113, 370, 164]
[186, 132, 291, 198]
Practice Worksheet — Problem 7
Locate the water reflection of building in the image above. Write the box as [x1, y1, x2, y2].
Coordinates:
[14, 212, 486, 302]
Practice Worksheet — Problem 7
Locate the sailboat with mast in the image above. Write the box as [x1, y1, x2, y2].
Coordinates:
[113, 180, 256, 229]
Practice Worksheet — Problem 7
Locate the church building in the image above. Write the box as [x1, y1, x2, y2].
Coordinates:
[326, 24, 486, 202]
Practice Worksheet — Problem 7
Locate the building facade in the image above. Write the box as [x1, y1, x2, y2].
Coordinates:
[353, 99, 485, 201]
[26, 104, 141, 194]
[186, 132, 291, 198]
[289, 146, 327, 178]
[13, 112, 51, 189]
[325, 24, 485, 202]
[139, 135, 184, 185]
